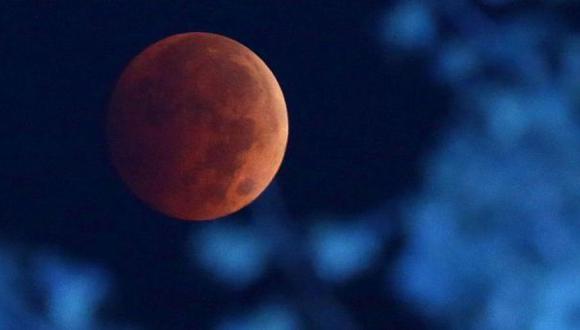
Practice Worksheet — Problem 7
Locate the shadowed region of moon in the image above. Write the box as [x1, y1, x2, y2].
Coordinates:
[107, 32, 288, 221]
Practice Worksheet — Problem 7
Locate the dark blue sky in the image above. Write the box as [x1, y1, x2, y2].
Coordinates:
[1, 1, 449, 329]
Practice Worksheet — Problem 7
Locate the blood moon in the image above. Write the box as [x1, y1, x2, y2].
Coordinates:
[107, 32, 288, 221]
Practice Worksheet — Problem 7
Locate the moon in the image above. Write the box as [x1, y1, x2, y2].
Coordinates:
[107, 32, 288, 221]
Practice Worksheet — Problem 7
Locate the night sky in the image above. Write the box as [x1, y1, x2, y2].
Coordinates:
[2, 1, 450, 329]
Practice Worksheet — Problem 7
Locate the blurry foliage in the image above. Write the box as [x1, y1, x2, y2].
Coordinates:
[188, 201, 392, 329]
[385, 0, 580, 329]
[0, 246, 134, 330]
[216, 301, 301, 330]
[191, 220, 271, 289]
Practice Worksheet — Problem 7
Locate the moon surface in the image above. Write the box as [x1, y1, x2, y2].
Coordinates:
[107, 32, 288, 221]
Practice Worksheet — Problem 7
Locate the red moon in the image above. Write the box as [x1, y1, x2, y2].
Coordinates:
[107, 32, 288, 221]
